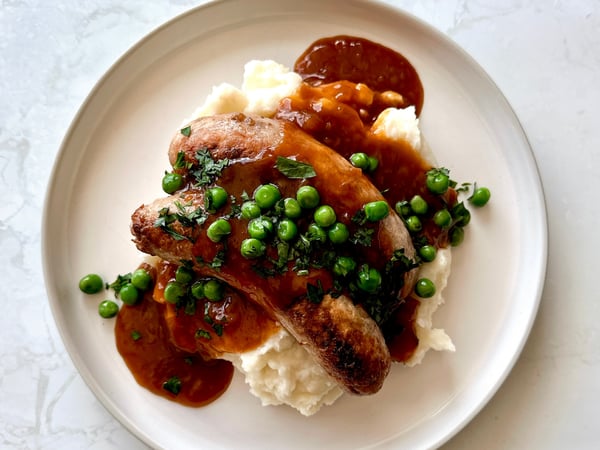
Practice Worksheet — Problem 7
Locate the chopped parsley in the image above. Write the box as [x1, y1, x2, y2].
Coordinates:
[180, 126, 192, 137]
[306, 280, 326, 304]
[350, 227, 375, 247]
[107, 273, 132, 297]
[173, 151, 192, 170]
[212, 323, 224, 337]
[455, 181, 472, 193]
[275, 156, 317, 179]
[153, 202, 208, 242]
[351, 209, 368, 226]
[154, 207, 189, 241]
[195, 248, 227, 270]
[191, 149, 229, 187]
[162, 376, 182, 395]
[130, 330, 142, 341]
[195, 329, 211, 340]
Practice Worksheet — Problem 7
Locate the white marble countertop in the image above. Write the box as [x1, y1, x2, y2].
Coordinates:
[2, 0, 598, 448]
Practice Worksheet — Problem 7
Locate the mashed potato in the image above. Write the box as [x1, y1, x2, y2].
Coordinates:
[189, 60, 454, 415]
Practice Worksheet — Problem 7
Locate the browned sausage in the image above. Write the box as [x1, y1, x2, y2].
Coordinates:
[131, 113, 418, 394]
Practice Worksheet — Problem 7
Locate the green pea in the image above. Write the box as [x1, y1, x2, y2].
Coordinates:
[296, 185, 320, 209]
[426, 169, 450, 195]
[119, 283, 139, 306]
[131, 269, 152, 291]
[364, 200, 389, 222]
[79, 273, 103, 294]
[367, 156, 379, 172]
[164, 281, 185, 304]
[394, 200, 411, 218]
[405, 215, 422, 233]
[175, 265, 194, 285]
[333, 256, 357, 277]
[410, 195, 428, 215]
[191, 281, 205, 299]
[328, 222, 349, 244]
[254, 184, 281, 209]
[452, 202, 471, 227]
[241, 201, 261, 219]
[248, 217, 273, 240]
[449, 227, 465, 247]
[206, 186, 228, 211]
[418, 245, 437, 263]
[415, 278, 436, 298]
[207, 218, 231, 243]
[306, 223, 327, 243]
[357, 265, 382, 293]
[283, 198, 302, 219]
[203, 279, 224, 302]
[433, 209, 452, 229]
[349, 152, 370, 170]
[277, 219, 298, 241]
[98, 300, 119, 318]
[162, 172, 183, 194]
[314, 205, 337, 228]
[469, 186, 491, 207]
[240, 238, 266, 259]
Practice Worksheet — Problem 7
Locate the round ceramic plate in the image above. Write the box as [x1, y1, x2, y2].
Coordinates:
[42, 0, 547, 448]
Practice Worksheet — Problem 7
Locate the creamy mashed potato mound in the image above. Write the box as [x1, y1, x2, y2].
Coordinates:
[189, 60, 454, 415]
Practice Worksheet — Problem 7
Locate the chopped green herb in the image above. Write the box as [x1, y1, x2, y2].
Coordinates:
[154, 202, 209, 242]
[173, 201, 208, 227]
[306, 280, 325, 304]
[212, 323, 224, 337]
[154, 207, 189, 241]
[192, 149, 229, 187]
[130, 330, 142, 341]
[162, 376, 182, 395]
[183, 296, 197, 315]
[195, 329, 211, 340]
[173, 151, 192, 170]
[251, 264, 279, 278]
[180, 126, 192, 137]
[456, 181, 472, 193]
[350, 227, 375, 247]
[275, 156, 317, 179]
[107, 273, 132, 297]
[351, 208, 368, 226]
[210, 249, 226, 270]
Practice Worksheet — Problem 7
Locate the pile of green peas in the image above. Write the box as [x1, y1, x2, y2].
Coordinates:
[238, 183, 354, 260]
[78, 268, 154, 318]
[392, 167, 491, 298]
[394, 168, 491, 251]
[163, 265, 225, 305]
[237, 182, 396, 295]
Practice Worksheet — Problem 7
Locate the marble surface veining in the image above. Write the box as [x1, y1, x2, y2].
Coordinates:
[1, 0, 600, 448]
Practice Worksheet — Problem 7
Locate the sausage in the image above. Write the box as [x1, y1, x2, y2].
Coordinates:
[131, 113, 418, 394]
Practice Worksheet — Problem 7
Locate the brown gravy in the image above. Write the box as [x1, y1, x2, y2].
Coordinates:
[294, 35, 424, 116]
[115, 288, 234, 407]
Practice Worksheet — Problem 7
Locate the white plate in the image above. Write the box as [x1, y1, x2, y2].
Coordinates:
[42, 0, 547, 448]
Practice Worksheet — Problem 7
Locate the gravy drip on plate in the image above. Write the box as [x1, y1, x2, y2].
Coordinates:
[115, 274, 234, 407]
[294, 35, 424, 116]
